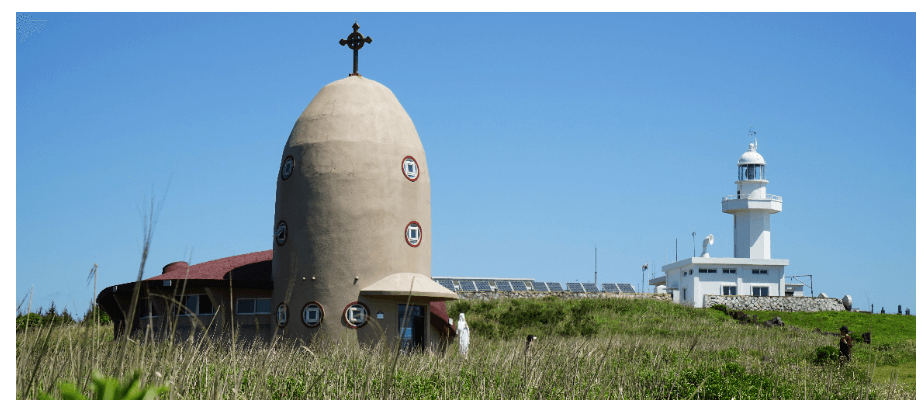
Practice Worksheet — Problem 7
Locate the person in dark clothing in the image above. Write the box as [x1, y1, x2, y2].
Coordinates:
[839, 325, 853, 363]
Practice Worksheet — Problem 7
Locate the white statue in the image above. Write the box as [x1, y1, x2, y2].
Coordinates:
[701, 234, 714, 258]
[457, 313, 470, 358]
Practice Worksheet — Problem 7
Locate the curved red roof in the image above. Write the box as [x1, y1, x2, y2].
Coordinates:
[145, 250, 272, 281]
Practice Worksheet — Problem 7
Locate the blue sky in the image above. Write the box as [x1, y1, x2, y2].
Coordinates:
[13, 12, 917, 317]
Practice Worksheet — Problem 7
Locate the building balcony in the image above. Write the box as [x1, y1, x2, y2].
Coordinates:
[721, 195, 783, 214]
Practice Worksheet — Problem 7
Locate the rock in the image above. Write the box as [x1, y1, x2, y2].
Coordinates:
[842, 295, 852, 311]
[818, 293, 828, 298]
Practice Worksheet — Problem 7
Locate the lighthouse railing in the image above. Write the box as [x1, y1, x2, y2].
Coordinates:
[721, 194, 782, 203]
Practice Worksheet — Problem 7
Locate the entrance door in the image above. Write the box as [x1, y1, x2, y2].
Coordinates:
[398, 304, 426, 351]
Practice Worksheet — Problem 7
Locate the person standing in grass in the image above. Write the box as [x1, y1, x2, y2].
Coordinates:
[839, 325, 853, 363]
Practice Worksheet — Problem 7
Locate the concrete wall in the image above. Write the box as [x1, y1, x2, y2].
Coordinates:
[455, 291, 672, 302]
[704, 294, 846, 312]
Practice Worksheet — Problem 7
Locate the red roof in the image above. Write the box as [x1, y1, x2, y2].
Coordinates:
[145, 250, 273, 281]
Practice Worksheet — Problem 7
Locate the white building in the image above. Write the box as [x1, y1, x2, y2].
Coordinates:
[650, 142, 790, 307]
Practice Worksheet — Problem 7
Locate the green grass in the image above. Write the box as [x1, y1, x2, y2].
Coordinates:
[16, 297, 915, 399]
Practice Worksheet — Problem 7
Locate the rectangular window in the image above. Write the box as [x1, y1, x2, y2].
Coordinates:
[138, 298, 157, 319]
[236, 298, 272, 315]
[698, 269, 705, 273]
[723, 268, 736, 274]
[682, 288, 687, 300]
[723, 286, 737, 295]
[751, 269, 768, 274]
[752, 287, 769, 297]
[173, 295, 205, 316]
[707, 269, 717, 273]
[199, 295, 214, 315]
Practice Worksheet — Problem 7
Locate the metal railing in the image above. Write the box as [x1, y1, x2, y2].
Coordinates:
[722, 194, 782, 203]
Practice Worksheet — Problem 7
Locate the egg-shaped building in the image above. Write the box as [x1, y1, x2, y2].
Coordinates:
[271, 75, 457, 348]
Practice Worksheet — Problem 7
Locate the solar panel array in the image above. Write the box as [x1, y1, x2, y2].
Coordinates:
[531, 282, 548, 292]
[582, 283, 600, 293]
[546, 282, 564, 292]
[617, 283, 635, 293]
[460, 281, 477, 291]
[511, 281, 529, 291]
[495, 281, 513, 292]
[566, 282, 584, 292]
[434, 279, 456, 292]
[475, 280, 492, 291]
[602, 283, 620, 293]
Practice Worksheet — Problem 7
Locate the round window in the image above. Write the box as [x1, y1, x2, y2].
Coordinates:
[281, 155, 295, 180]
[276, 303, 288, 327]
[275, 221, 287, 246]
[402, 156, 419, 181]
[302, 302, 324, 328]
[405, 221, 422, 247]
[343, 302, 369, 328]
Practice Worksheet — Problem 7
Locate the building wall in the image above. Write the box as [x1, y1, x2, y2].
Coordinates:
[735, 211, 771, 259]
[272, 76, 432, 344]
[663, 264, 785, 308]
[704, 295, 845, 312]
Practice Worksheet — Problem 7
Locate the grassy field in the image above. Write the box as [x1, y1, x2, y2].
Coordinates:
[16, 297, 915, 399]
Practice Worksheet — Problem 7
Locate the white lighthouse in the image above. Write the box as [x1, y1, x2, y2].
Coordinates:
[651, 139, 790, 308]
[722, 142, 783, 259]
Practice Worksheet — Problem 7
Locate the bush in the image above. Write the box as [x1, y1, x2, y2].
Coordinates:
[813, 345, 839, 365]
[710, 304, 728, 314]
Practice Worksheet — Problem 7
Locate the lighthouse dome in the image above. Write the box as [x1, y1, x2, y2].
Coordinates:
[738, 143, 766, 165]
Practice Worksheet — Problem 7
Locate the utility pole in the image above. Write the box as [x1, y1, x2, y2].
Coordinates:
[594, 245, 597, 286]
[692, 231, 696, 257]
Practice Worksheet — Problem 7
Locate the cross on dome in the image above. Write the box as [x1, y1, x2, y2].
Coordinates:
[339, 22, 373, 76]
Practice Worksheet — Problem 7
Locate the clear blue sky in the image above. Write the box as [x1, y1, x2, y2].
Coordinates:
[13, 12, 916, 317]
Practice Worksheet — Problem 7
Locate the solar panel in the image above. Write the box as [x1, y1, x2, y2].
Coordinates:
[566, 283, 584, 293]
[434, 279, 456, 292]
[475, 280, 492, 291]
[460, 281, 477, 291]
[531, 282, 548, 292]
[495, 281, 513, 292]
[617, 283, 635, 293]
[511, 281, 529, 291]
[546, 282, 564, 292]
[582, 283, 600, 293]
[602, 283, 620, 293]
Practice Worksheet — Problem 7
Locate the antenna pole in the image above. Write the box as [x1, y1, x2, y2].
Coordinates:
[594, 245, 597, 286]
[692, 232, 696, 257]
[675, 239, 677, 262]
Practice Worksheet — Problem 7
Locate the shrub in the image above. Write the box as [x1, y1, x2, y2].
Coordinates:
[812, 345, 839, 365]
[710, 304, 728, 314]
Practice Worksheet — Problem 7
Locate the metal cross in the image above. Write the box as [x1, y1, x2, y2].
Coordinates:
[339, 22, 373, 76]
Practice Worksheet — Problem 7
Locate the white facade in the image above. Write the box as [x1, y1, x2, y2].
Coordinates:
[651, 142, 791, 307]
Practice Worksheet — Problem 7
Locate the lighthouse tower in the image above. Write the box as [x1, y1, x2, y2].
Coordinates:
[722, 142, 783, 259]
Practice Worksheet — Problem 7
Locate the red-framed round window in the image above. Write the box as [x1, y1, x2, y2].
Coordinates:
[281, 155, 295, 180]
[405, 221, 422, 247]
[342, 301, 369, 329]
[275, 220, 288, 246]
[402, 156, 419, 182]
[276, 302, 289, 327]
[301, 301, 324, 328]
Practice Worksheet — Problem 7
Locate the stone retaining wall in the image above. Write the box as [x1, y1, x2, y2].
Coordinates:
[704, 295, 845, 312]
[455, 291, 672, 302]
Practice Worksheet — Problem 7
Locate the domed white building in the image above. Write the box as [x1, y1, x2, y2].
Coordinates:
[650, 141, 795, 307]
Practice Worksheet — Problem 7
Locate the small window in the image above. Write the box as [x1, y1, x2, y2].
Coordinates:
[682, 288, 687, 301]
[405, 221, 422, 247]
[723, 286, 737, 295]
[276, 303, 288, 327]
[138, 298, 157, 319]
[751, 269, 768, 275]
[752, 287, 769, 297]
[302, 302, 323, 328]
[708, 269, 716, 273]
[344, 302, 369, 328]
[275, 221, 288, 246]
[199, 295, 214, 315]
[236, 298, 272, 315]
[402, 156, 419, 181]
[723, 268, 736, 274]
[698, 269, 705, 274]
[281, 155, 295, 180]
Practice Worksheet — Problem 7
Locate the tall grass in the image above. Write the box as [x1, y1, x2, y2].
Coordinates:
[15, 297, 915, 399]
